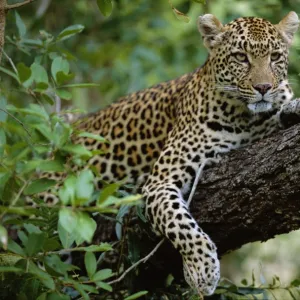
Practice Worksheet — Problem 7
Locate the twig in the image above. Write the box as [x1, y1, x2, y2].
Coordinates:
[187, 159, 209, 207]
[108, 238, 165, 285]
[0, 107, 31, 137]
[0, 178, 30, 220]
[5, 0, 36, 10]
[55, 94, 61, 114]
[2, 49, 18, 76]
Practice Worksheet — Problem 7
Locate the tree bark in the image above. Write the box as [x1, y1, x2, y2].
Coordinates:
[191, 121, 300, 256]
[95, 121, 300, 258]
[0, 0, 7, 64]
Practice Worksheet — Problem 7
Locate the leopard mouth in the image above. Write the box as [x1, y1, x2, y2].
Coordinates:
[247, 100, 273, 113]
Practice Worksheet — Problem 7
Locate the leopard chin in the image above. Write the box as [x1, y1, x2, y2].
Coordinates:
[247, 101, 273, 114]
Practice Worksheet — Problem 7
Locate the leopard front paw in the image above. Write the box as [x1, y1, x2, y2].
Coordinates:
[182, 236, 220, 295]
[280, 99, 300, 128]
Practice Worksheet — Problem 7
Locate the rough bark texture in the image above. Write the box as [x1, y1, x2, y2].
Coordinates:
[95, 120, 300, 260]
[0, 0, 7, 64]
[191, 121, 300, 256]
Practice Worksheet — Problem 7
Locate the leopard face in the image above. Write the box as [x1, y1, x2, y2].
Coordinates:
[198, 13, 298, 114]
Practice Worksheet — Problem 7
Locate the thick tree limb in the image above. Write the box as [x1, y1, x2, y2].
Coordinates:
[95, 121, 300, 261]
[191, 122, 300, 256]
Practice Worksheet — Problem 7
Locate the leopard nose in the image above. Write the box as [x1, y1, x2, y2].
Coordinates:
[253, 83, 272, 95]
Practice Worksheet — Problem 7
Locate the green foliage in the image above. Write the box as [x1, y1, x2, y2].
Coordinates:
[209, 276, 300, 300]
[0, 11, 143, 300]
[97, 0, 113, 17]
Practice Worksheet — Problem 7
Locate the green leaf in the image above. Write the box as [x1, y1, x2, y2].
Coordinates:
[95, 281, 112, 292]
[16, 160, 40, 174]
[41, 93, 55, 105]
[58, 175, 76, 205]
[75, 243, 113, 252]
[27, 261, 55, 290]
[0, 225, 7, 249]
[17, 159, 64, 174]
[77, 132, 108, 143]
[0, 172, 10, 199]
[30, 62, 48, 85]
[127, 231, 140, 264]
[124, 291, 149, 300]
[73, 282, 90, 300]
[43, 237, 61, 252]
[59, 208, 78, 234]
[24, 232, 46, 256]
[56, 89, 72, 100]
[17, 63, 31, 83]
[35, 82, 49, 91]
[23, 179, 56, 195]
[79, 284, 98, 293]
[291, 278, 300, 286]
[8, 104, 49, 120]
[22, 38, 43, 47]
[0, 266, 23, 273]
[115, 205, 130, 240]
[45, 255, 77, 277]
[136, 204, 147, 223]
[56, 72, 75, 86]
[57, 24, 84, 41]
[0, 66, 20, 83]
[62, 144, 93, 158]
[115, 194, 141, 206]
[0, 129, 6, 157]
[51, 57, 70, 82]
[24, 223, 41, 234]
[97, 182, 120, 205]
[0, 96, 7, 122]
[46, 292, 70, 300]
[92, 268, 113, 281]
[17, 230, 28, 246]
[15, 11, 26, 37]
[96, 0, 113, 17]
[53, 122, 72, 148]
[171, 6, 190, 23]
[36, 293, 47, 300]
[38, 160, 65, 172]
[58, 222, 75, 249]
[76, 212, 97, 243]
[60, 83, 100, 88]
[85, 252, 97, 278]
[0, 206, 36, 216]
[75, 170, 94, 204]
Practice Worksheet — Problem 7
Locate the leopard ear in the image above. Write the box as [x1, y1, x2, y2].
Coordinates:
[275, 11, 299, 46]
[198, 14, 225, 50]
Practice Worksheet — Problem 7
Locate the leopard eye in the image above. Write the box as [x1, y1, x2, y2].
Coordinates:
[232, 52, 249, 63]
[271, 52, 281, 61]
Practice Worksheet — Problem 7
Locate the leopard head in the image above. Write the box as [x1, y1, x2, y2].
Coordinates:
[198, 12, 299, 114]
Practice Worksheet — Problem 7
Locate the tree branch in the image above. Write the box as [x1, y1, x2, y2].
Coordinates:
[94, 119, 300, 279]
[192, 121, 300, 256]
[5, 0, 36, 10]
[0, 0, 7, 64]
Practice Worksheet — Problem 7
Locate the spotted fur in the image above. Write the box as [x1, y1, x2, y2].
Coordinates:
[42, 12, 299, 295]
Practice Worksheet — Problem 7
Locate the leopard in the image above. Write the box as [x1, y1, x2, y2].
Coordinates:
[41, 12, 299, 296]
